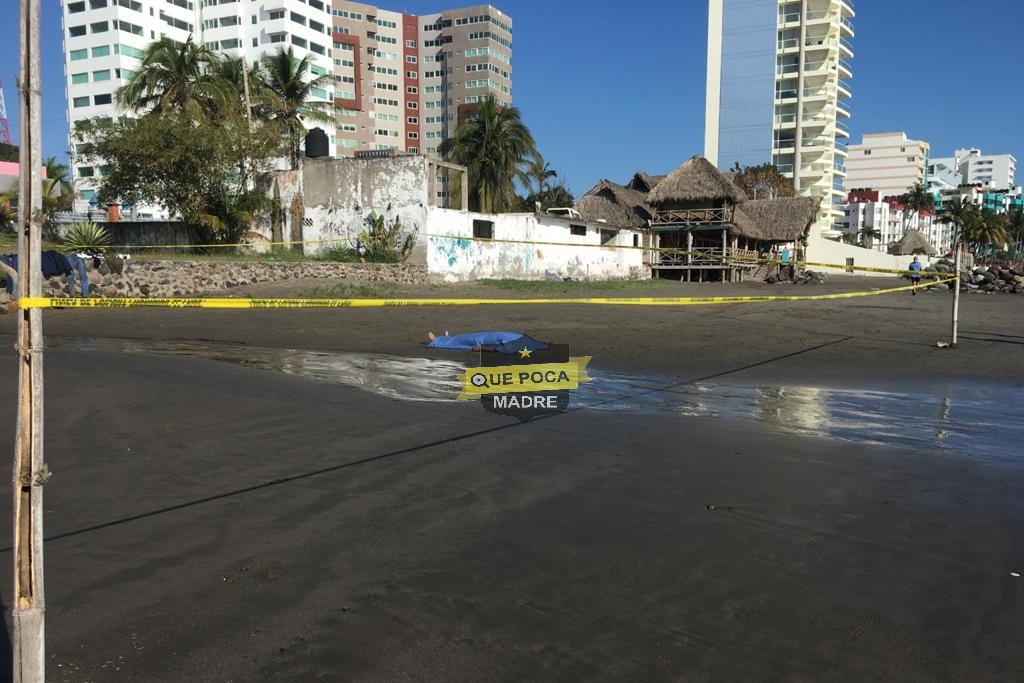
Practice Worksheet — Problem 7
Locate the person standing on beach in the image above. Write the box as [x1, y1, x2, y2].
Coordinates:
[908, 256, 923, 295]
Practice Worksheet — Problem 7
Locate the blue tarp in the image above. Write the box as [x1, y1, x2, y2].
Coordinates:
[427, 332, 551, 355]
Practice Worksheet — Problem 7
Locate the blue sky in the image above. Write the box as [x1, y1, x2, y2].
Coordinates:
[2, 0, 1022, 199]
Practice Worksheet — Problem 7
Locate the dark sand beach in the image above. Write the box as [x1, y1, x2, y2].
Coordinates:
[1, 275, 1022, 682]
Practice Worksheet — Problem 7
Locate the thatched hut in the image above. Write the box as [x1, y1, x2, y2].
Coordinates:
[647, 156, 746, 211]
[574, 180, 653, 229]
[888, 229, 937, 256]
[735, 196, 820, 243]
[626, 172, 666, 194]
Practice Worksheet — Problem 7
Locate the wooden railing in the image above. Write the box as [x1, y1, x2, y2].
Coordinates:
[651, 208, 729, 225]
[650, 247, 764, 267]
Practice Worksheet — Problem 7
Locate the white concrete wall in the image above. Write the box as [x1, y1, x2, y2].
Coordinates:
[425, 209, 647, 281]
[806, 236, 934, 275]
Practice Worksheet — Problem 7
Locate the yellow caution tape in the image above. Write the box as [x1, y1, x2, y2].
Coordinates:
[17, 277, 955, 310]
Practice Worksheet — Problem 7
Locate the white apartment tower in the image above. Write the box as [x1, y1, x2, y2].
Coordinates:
[846, 132, 929, 200]
[61, 0, 337, 206]
[705, 0, 855, 237]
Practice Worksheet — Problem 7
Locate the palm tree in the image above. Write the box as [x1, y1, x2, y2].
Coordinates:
[899, 182, 935, 236]
[528, 155, 557, 196]
[212, 54, 270, 121]
[1004, 206, 1024, 264]
[857, 226, 882, 249]
[117, 35, 224, 118]
[938, 196, 977, 251]
[964, 208, 1008, 260]
[439, 96, 538, 213]
[260, 47, 337, 170]
[43, 157, 75, 212]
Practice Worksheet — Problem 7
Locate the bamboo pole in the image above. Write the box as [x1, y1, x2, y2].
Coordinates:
[12, 0, 46, 681]
[951, 242, 962, 347]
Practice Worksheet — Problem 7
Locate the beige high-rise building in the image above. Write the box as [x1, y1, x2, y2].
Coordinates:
[846, 132, 929, 200]
[330, 2, 512, 160]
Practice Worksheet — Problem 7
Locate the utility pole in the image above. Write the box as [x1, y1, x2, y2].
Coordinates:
[12, 0, 46, 680]
[951, 239, 962, 347]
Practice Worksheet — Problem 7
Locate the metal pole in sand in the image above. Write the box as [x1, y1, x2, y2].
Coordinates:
[12, 0, 46, 680]
[951, 242, 962, 348]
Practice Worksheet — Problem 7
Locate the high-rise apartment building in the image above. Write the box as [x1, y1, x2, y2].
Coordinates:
[846, 132, 929, 200]
[705, 0, 855, 237]
[60, 1, 512, 208]
[61, 0, 337, 206]
[330, 3, 511, 158]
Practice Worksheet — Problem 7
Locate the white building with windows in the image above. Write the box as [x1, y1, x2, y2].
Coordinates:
[61, 0, 336, 211]
[845, 132, 929, 200]
[929, 148, 1017, 190]
[840, 191, 948, 255]
[705, 0, 855, 239]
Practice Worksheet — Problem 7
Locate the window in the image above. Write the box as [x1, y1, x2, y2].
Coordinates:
[407, 101, 418, 109]
[310, 42, 325, 55]
[339, 139, 357, 148]
[408, 132, 418, 139]
[117, 44, 145, 58]
[89, 0, 107, 8]
[219, 16, 239, 27]
[407, 116, 418, 124]
[118, 20, 143, 35]
[406, 40, 415, 48]
[269, 33, 286, 43]
[91, 45, 110, 57]
[91, 21, 109, 33]
[72, 96, 90, 108]
[92, 69, 111, 81]
[69, 25, 86, 37]
[269, 9, 285, 20]
[70, 49, 88, 61]
[311, 87, 327, 99]
[407, 86, 418, 94]
[71, 72, 89, 85]
[406, 55, 417, 63]
[570, 225, 587, 237]
[68, 2, 85, 12]
[407, 147, 419, 154]
[252, 14, 257, 24]
[472, 220, 493, 239]
[406, 70, 417, 79]
[291, 35, 307, 48]
[94, 93, 112, 105]
[907, 157, 915, 162]
[633, 234, 640, 248]
[600, 229, 617, 245]
[77, 166, 95, 177]
[309, 0, 323, 10]
[863, 150, 872, 156]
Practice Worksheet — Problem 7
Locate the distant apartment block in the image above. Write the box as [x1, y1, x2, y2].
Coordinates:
[60, 0, 511, 208]
[929, 148, 1016, 191]
[840, 189, 947, 255]
[61, 0, 337, 206]
[845, 132, 929, 201]
[331, 3, 512, 159]
[705, 0, 855, 237]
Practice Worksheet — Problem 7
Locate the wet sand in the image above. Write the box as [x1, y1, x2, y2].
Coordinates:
[0, 276, 1023, 682]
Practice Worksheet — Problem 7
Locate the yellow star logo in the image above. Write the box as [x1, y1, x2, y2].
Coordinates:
[519, 347, 532, 358]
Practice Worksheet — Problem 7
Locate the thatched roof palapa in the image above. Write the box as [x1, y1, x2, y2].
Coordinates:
[626, 172, 666, 193]
[574, 180, 652, 229]
[647, 156, 746, 206]
[735, 196, 820, 242]
[888, 229, 937, 256]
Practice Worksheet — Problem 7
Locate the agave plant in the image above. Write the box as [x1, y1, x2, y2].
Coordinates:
[62, 221, 112, 252]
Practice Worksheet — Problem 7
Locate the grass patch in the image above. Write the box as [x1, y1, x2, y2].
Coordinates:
[297, 282, 397, 299]
[477, 278, 676, 292]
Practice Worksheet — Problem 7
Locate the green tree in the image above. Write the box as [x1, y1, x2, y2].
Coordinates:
[1004, 206, 1024, 263]
[75, 111, 283, 244]
[730, 162, 796, 199]
[43, 156, 75, 212]
[117, 35, 225, 118]
[963, 208, 1008, 260]
[0, 191, 15, 233]
[938, 196, 977, 250]
[0, 142, 18, 162]
[527, 155, 558, 196]
[439, 96, 539, 213]
[522, 184, 575, 212]
[260, 47, 337, 170]
[899, 182, 935, 237]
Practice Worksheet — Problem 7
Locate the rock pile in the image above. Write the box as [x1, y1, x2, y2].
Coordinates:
[922, 261, 1024, 294]
[0, 259, 430, 303]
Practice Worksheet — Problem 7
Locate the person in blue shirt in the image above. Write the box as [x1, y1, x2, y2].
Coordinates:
[908, 256, 923, 295]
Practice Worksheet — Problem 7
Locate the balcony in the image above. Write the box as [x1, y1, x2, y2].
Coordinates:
[838, 58, 853, 77]
[837, 79, 852, 98]
[803, 85, 837, 99]
[775, 88, 798, 101]
[777, 37, 799, 51]
[776, 62, 800, 77]
[835, 121, 849, 138]
[774, 113, 797, 128]
[835, 140, 848, 153]
[773, 139, 796, 152]
[839, 37, 854, 57]
[840, 15, 854, 36]
[651, 208, 730, 226]
[800, 163, 829, 177]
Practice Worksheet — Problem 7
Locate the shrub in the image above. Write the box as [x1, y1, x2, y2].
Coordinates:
[357, 212, 415, 263]
[62, 221, 112, 252]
